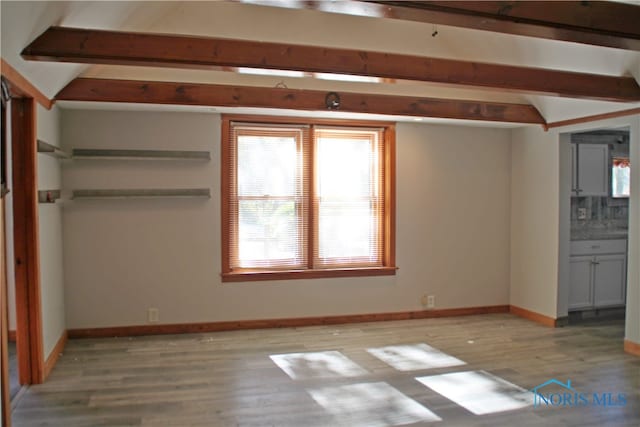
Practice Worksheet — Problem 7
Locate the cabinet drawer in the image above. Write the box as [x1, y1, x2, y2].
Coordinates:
[570, 239, 627, 255]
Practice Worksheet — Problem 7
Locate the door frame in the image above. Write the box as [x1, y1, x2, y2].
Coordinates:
[10, 93, 44, 385]
[0, 72, 45, 394]
[557, 121, 636, 342]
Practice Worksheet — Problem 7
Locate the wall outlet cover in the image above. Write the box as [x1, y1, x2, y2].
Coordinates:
[147, 308, 159, 323]
[427, 295, 436, 309]
[578, 208, 587, 220]
[420, 295, 429, 306]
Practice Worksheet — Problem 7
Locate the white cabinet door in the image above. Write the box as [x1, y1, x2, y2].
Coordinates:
[569, 255, 593, 310]
[593, 254, 626, 308]
[576, 144, 608, 196]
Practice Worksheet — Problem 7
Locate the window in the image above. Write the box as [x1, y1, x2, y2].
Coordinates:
[222, 116, 396, 281]
[611, 157, 630, 198]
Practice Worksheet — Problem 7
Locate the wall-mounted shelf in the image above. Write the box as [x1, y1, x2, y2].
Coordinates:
[71, 188, 211, 200]
[38, 190, 62, 203]
[38, 140, 69, 159]
[72, 148, 210, 161]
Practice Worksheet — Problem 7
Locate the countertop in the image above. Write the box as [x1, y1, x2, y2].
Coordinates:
[571, 229, 628, 241]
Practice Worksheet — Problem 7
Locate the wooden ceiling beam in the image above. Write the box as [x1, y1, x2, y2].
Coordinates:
[369, 1, 640, 51]
[241, 0, 640, 51]
[55, 78, 546, 125]
[23, 26, 640, 103]
[545, 107, 640, 130]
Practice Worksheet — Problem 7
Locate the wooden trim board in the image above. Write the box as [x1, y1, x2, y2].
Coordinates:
[68, 305, 510, 338]
[0, 58, 52, 109]
[624, 339, 640, 357]
[384, 125, 396, 268]
[250, 0, 640, 51]
[545, 107, 640, 130]
[510, 305, 558, 327]
[11, 97, 45, 384]
[1, 200, 11, 427]
[44, 331, 67, 380]
[56, 78, 545, 125]
[8, 330, 15, 342]
[26, 26, 640, 101]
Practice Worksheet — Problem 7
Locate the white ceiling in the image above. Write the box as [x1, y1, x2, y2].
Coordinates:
[2, 1, 640, 126]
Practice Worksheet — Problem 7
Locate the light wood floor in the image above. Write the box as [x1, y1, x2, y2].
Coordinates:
[10, 314, 640, 426]
[8, 341, 19, 401]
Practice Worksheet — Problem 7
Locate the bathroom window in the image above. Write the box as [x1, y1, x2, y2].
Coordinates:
[611, 157, 630, 198]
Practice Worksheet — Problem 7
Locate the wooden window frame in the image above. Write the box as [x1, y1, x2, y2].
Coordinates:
[11, 97, 45, 384]
[221, 115, 396, 282]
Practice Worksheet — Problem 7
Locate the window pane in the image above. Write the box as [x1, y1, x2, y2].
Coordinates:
[315, 129, 382, 267]
[318, 200, 376, 259]
[611, 158, 630, 198]
[317, 137, 373, 197]
[233, 128, 305, 269]
[237, 135, 298, 196]
[237, 199, 302, 267]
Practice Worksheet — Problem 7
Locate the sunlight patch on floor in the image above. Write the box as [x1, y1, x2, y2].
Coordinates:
[308, 381, 442, 427]
[270, 350, 368, 380]
[416, 370, 533, 415]
[367, 343, 466, 371]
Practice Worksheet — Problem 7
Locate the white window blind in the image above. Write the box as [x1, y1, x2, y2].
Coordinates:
[313, 127, 384, 268]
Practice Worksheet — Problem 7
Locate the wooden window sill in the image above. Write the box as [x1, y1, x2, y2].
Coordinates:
[221, 266, 398, 282]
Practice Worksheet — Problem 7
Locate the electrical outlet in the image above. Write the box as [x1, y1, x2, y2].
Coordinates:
[427, 295, 435, 309]
[420, 294, 429, 306]
[147, 308, 159, 323]
[578, 208, 587, 220]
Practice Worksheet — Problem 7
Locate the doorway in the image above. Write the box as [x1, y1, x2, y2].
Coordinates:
[562, 127, 631, 325]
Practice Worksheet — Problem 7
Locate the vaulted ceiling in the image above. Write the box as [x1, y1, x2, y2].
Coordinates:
[2, 0, 639, 127]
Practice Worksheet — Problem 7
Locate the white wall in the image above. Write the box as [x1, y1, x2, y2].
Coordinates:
[61, 110, 512, 329]
[626, 61, 640, 346]
[37, 104, 66, 358]
[557, 133, 572, 318]
[628, 117, 640, 346]
[510, 126, 560, 318]
[397, 123, 512, 310]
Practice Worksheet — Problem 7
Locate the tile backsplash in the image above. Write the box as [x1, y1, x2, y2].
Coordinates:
[571, 196, 629, 229]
